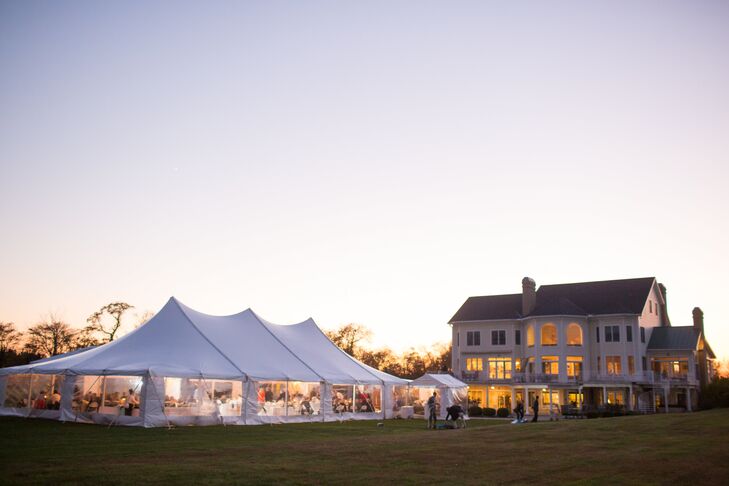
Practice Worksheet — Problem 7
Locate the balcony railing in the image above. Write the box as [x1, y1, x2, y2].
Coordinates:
[460, 371, 513, 383]
[652, 371, 692, 384]
[512, 373, 561, 384]
[459, 371, 696, 386]
[589, 372, 696, 385]
[460, 371, 480, 382]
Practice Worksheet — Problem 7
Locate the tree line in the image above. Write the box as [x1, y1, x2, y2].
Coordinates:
[0, 302, 150, 368]
[324, 323, 451, 380]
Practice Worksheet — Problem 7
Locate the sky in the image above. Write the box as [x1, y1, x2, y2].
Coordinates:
[1, 1, 728, 360]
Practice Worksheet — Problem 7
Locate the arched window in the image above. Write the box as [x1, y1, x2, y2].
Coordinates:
[526, 325, 535, 347]
[541, 323, 558, 346]
[566, 323, 583, 346]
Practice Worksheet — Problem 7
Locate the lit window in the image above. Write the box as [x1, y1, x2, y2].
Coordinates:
[566, 323, 583, 346]
[567, 356, 583, 378]
[488, 356, 512, 379]
[466, 358, 483, 371]
[606, 356, 622, 375]
[541, 356, 559, 375]
[607, 390, 624, 405]
[541, 323, 557, 346]
[628, 356, 635, 375]
[468, 389, 484, 407]
[527, 325, 535, 347]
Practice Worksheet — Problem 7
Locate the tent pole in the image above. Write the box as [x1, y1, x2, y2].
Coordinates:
[242, 378, 248, 426]
[25, 374, 34, 419]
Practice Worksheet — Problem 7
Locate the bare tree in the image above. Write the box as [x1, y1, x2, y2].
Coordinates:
[73, 327, 101, 349]
[134, 310, 155, 329]
[24, 316, 76, 357]
[85, 302, 134, 342]
[0, 322, 22, 367]
[324, 323, 372, 356]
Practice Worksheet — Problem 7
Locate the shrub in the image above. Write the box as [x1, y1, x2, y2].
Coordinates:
[699, 377, 729, 410]
[468, 406, 482, 417]
[585, 411, 600, 419]
[496, 407, 510, 418]
[483, 407, 496, 417]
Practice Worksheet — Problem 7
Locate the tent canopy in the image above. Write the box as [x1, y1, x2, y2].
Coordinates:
[1, 297, 407, 386]
[410, 373, 467, 388]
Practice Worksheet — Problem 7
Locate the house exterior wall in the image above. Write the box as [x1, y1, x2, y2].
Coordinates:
[450, 281, 702, 413]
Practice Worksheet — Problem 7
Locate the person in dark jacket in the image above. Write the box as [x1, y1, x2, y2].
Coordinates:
[514, 400, 525, 422]
[531, 396, 540, 422]
[445, 405, 462, 421]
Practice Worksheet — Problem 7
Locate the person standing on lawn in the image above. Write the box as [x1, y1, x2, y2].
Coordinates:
[531, 395, 540, 422]
[514, 400, 524, 422]
[427, 391, 437, 429]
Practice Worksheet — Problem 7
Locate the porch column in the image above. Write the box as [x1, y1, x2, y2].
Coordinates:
[627, 385, 633, 411]
[602, 386, 607, 406]
[664, 387, 669, 413]
[510, 388, 516, 415]
[686, 388, 692, 412]
[548, 385, 552, 418]
[578, 386, 583, 409]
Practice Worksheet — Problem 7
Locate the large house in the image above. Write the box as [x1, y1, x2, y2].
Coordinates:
[449, 277, 716, 414]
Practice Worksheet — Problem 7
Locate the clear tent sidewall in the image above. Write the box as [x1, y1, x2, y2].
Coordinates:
[0, 371, 399, 427]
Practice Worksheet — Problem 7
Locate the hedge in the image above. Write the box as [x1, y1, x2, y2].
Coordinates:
[468, 406, 482, 417]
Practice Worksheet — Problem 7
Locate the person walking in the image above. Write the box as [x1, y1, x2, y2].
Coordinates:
[531, 395, 540, 422]
[427, 391, 438, 429]
[514, 400, 524, 422]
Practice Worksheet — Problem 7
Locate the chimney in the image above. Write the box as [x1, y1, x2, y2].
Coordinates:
[692, 307, 704, 334]
[658, 283, 671, 326]
[522, 277, 536, 316]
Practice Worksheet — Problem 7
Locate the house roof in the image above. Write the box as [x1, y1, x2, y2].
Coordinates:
[449, 277, 656, 323]
[647, 326, 701, 351]
[449, 294, 523, 322]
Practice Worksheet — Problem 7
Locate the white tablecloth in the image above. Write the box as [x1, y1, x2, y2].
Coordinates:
[399, 406, 414, 419]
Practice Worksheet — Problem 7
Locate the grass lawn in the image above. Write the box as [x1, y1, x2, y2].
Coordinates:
[1, 409, 729, 485]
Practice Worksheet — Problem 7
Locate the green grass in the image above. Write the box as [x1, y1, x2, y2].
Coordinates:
[1, 410, 729, 485]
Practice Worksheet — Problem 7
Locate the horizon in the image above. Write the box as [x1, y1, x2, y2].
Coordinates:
[1, 1, 728, 362]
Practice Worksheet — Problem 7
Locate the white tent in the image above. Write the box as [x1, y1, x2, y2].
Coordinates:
[408, 373, 469, 419]
[0, 297, 407, 427]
